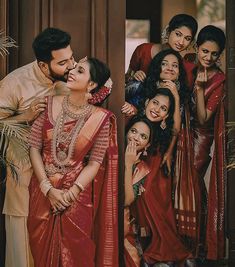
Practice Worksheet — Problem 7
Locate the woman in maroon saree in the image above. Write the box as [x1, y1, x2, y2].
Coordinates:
[125, 14, 198, 83]
[124, 116, 155, 267]
[179, 25, 226, 261]
[27, 57, 118, 267]
[124, 89, 194, 266]
[136, 92, 192, 266]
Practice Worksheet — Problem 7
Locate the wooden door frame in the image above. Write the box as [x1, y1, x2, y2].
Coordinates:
[226, 0, 235, 266]
[0, 0, 8, 79]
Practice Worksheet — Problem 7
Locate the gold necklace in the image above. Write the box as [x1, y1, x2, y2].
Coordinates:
[63, 96, 92, 120]
[52, 100, 92, 169]
[67, 95, 88, 110]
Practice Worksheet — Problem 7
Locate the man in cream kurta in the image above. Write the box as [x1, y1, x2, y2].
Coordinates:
[0, 27, 74, 267]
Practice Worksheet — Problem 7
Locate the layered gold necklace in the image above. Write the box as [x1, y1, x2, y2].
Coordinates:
[51, 96, 92, 171]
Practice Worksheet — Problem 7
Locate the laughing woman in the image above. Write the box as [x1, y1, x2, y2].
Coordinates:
[124, 89, 194, 266]
[27, 57, 119, 267]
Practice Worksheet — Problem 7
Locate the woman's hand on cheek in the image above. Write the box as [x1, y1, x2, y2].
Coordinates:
[162, 80, 180, 101]
[125, 141, 141, 168]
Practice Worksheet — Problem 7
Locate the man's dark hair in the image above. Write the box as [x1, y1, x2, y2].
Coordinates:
[32, 27, 71, 62]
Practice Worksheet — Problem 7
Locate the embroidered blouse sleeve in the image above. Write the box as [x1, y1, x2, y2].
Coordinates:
[89, 119, 109, 164]
[206, 82, 224, 113]
[28, 111, 45, 150]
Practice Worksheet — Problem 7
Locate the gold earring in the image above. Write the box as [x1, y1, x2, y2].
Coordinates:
[160, 119, 166, 130]
[85, 90, 92, 100]
[143, 147, 148, 156]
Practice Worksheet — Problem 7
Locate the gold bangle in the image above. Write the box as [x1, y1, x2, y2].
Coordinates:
[39, 178, 53, 196]
[74, 180, 85, 192]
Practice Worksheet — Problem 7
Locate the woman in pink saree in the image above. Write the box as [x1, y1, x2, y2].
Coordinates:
[27, 57, 119, 267]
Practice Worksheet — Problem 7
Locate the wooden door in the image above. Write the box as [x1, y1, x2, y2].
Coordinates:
[226, 0, 235, 266]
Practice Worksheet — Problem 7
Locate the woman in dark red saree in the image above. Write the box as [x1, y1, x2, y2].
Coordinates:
[124, 116, 155, 267]
[181, 25, 226, 261]
[125, 14, 198, 83]
[136, 91, 193, 267]
[27, 57, 118, 267]
[124, 89, 194, 266]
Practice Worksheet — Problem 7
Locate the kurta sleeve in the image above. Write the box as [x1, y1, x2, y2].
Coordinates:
[0, 76, 19, 119]
[28, 111, 46, 150]
[89, 119, 109, 164]
[206, 83, 224, 113]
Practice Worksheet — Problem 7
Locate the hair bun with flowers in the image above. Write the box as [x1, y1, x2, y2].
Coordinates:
[104, 77, 113, 91]
[88, 77, 113, 105]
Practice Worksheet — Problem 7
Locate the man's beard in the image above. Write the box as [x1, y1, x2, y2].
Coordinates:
[48, 64, 69, 82]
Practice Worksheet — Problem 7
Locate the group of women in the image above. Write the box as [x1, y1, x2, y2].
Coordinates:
[123, 14, 226, 267]
[25, 13, 226, 267]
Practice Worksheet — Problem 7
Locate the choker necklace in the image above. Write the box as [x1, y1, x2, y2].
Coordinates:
[63, 96, 92, 120]
[66, 95, 88, 110]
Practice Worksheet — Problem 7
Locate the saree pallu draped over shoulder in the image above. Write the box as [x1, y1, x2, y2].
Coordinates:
[134, 154, 191, 264]
[177, 61, 226, 260]
[174, 104, 199, 251]
[194, 73, 226, 260]
[27, 107, 119, 267]
[124, 161, 150, 267]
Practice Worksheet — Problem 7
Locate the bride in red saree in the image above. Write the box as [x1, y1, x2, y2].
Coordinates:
[27, 57, 119, 267]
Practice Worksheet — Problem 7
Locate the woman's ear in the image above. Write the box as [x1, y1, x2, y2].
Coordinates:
[87, 81, 98, 92]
